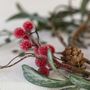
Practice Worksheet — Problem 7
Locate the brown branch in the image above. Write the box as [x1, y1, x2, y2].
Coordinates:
[84, 58, 90, 64]
[53, 29, 67, 47]
[70, 14, 90, 47]
[0, 54, 34, 69]
[52, 59, 90, 77]
[70, 23, 87, 47]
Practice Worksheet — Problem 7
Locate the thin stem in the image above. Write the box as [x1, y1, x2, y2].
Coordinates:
[5, 55, 32, 68]
[35, 29, 41, 46]
[84, 58, 90, 64]
[52, 59, 90, 77]
[54, 30, 67, 47]
[53, 55, 61, 61]
[5, 55, 20, 66]
[31, 37, 39, 47]
[5, 53, 34, 66]
[0, 55, 34, 69]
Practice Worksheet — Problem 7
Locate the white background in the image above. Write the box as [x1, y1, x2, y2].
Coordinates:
[0, 0, 90, 90]
[0, 0, 82, 29]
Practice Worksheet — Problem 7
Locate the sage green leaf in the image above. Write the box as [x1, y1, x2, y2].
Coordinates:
[80, 0, 89, 15]
[16, 3, 25, 12]
[55, 9, 80, 18]
[47, 49, 57, 71]
[30, 14, 48, 23]
[22, 64, 73, 88]
[69, 74, 90, 90]
[19, 52, 25, 57]
[6, 12, 30, 21]
[60, 86, 81, 90]
[6, 12, 48, 24]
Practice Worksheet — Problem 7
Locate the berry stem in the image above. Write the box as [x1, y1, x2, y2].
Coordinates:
[0, 54, 34, 69]
[52, 28, 67, 47]
[35, 29, 41, 46]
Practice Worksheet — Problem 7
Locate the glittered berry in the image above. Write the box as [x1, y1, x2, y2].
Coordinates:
[14, 27, 25, 38]
[35, 56, 47, 67]
[23, 21, 33, 31]
[20, 40, 32, 51]
[38, 44, 55, 55]
[38, 67, 49, 76]
[23, 34, 29, 40]
[47, 45, 55, 53]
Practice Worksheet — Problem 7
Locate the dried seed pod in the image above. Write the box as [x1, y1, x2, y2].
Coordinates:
[61, 46, 85, 68]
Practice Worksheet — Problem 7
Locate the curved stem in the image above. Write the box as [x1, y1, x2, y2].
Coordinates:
[35, 29, 41, 46]
[53, 29, 67, 47]
[0, 54, 34, 69]
[6, 53, 34, 66]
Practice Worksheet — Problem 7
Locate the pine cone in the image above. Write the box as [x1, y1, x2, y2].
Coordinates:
[61, 46, 85, 68]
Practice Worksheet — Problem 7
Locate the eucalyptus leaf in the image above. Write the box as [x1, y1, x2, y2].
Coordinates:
[19, 52, 25, 57]
[6, 12, 48, 24]
[47, 49, 57, 71]
[55, 9, 80, 18]
[22, 64, 74, 88]
[69, 74, 90, 90]
[80, 0, 89, 15]
[6, 12, 30, 21]
[16, 3, 25, 12]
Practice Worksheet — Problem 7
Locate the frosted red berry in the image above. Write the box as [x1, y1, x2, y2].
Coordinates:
[35, 56, 47, 67]
[38, 44, 55, 55]
[20, 40, 32, 51]
[23, 34, 29, 40]
[23, 21, 33, 31]
[14, 27, 25, 38]
[47, 45, 55, 53]
[38, 67, 49, 76]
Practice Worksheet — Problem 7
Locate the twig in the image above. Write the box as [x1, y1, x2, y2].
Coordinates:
[5, 53, 34, 66]
[35, 29, 41, 46]
[53, 29, 67, 47]
[70, 23, 87, 47]
[0, 54, 34, 69]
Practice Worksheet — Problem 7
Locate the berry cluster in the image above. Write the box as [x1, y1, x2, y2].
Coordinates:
[14, 21, 56, 76]
[14, 21, 71, 76]
[14, 21, 34, 51]
[34, 45, 55, 76]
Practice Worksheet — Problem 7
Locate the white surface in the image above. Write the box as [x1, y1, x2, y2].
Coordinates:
[0, 31, 90, 90]
[0, 31, 67, 90]
[0, 0, 90, 90]
[0, 0, 82, 29]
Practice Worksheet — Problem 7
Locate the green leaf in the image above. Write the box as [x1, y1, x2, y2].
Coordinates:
[6, 12, 30, 21]
[22, 64, 74, 88]
[6, 12, 48, 24]
[19, 52, 25, 57]
[16, 3, 25, 12]
[69, 74, 90, 90]
[80, 0, 89, 15]
[47, 49, 57, 71]
[55, 9, 80, 18]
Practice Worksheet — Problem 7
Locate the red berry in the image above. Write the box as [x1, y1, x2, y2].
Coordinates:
[35, 56, 47, 67]
[38, 67, 49, 76]
[47, 45, 55, 53]
[38, 44, 55, 55]
[20, 40, 32, 51]
[23, 34, 29, 40]
[23, 21, 33, 31]
[14, 27, 25, 38]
